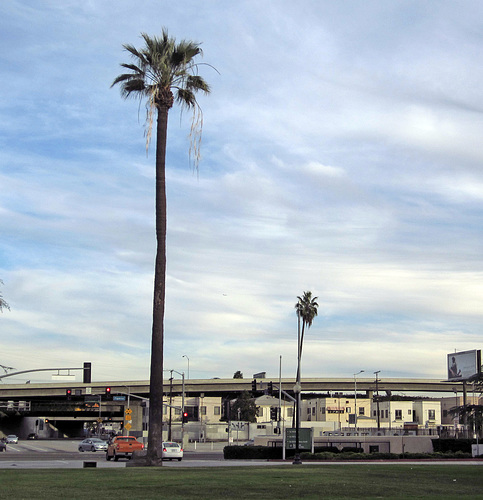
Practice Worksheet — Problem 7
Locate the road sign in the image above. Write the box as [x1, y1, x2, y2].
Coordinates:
[113, 395, 126, 401]
[97, 417, 103, 423]
[124, 423, 132, 430]
[125, 408, 132, 415]
[285, 428, 312, 450]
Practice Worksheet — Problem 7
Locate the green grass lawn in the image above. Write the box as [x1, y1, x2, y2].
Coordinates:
[1, 465, 483, 499]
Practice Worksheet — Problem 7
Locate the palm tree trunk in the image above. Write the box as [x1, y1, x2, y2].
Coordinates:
[147, 104, 169, 464]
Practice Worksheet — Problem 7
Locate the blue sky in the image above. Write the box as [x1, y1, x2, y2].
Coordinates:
[1, 1, 482, 385]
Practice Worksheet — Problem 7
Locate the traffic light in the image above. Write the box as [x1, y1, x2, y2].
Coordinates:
[182, 412, 188, 424]
[105, 387, 111, 399]
[251, 379, 257, 393]
[44, 419, 49, 424]
[270, 407, 278, 421]
[66, 388, 72, 400]
[83, 362, 92, 383]
[267, 381, 273, 395]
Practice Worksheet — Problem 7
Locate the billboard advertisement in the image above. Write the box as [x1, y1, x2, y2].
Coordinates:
[447, 350, 481, 381]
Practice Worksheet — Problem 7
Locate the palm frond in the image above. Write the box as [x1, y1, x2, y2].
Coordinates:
[112, 29, 214, 161]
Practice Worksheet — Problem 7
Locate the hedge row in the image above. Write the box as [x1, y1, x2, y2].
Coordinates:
[223, 445, 474, 460]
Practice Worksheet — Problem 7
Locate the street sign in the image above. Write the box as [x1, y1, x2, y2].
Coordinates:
[113, 395, 126, 401]
[97, 417, 103, 423]
[125, 408, 132, 415]
[285, 428, 312, 450]
[124, 423, 132, 430]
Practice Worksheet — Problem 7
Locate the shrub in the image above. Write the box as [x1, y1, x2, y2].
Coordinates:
[341, 446, 363, 453]
[223, 446, 282, 460]
[432, 438, 472, 453]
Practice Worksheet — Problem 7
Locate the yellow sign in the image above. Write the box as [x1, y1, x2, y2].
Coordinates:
[125, 408, 132, 415]
[97, 418, 103, 423]
[124, 423, 132, 430]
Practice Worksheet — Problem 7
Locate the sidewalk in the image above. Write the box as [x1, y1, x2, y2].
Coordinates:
[183, 441, 227, 452]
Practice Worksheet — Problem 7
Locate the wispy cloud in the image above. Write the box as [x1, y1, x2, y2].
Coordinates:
[1, 1, 482, 385]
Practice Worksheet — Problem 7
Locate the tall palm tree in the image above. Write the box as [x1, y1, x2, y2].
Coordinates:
[0, 280, 10, 313]
[112, 30, 211, 465]
[293, 291, 318, 464]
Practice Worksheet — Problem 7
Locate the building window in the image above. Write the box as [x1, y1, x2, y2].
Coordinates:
[307, 408, 311, 415]
[287, 408, 294, 417]
[346, 407, 351, 413]
[428, 409, 435, 420]
[395, 409, 402, 420]
[359, 407, 365, 416]
[163, 406, 167, 415]
[214, 406, 221, 415]
[373, 410, 376, 417]
[312, 407, 316, 415]
[321, 407, 325, 414]
[257, 407, 264, 417]
[385, 410, 388, 419]
[408, 409, 412, 415]
[201, 406, 206, 415]
[443, 409, 448, 418]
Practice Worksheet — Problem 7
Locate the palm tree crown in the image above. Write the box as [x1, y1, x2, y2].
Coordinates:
[295, 291, 318, 359]
[111, 30, 211, 162]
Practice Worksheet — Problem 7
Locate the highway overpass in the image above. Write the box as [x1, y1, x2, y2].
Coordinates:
[0, 377, 464, 401]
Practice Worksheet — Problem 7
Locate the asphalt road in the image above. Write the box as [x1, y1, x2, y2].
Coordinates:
[0, 439, 227, 468]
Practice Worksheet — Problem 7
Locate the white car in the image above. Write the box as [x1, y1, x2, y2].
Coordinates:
[162, 442, 183, 461]
[6, 435, 18, 444]
[78, 438, 108, 452]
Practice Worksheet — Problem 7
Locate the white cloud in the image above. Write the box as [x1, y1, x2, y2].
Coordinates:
[1, 1, 482, 385]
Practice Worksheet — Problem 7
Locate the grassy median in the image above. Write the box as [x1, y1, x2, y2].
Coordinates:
[2, 464, 483, 499]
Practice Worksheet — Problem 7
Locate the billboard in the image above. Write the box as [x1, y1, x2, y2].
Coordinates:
[447, 350, 481, 381]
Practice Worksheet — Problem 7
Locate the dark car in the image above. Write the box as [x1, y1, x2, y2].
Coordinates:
[27, 433, 38, 440]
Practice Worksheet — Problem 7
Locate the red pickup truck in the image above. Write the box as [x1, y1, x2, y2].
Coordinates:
[106, 436, 144, 461]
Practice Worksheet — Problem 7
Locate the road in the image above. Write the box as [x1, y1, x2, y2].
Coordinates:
[2, 440, 482, 469]
[0, 439, 228, 468]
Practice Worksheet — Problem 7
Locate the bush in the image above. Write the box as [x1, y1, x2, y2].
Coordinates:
[341, 447, 363, 453]
[432, 438, 473, 453]
[223, 445, 282, 460]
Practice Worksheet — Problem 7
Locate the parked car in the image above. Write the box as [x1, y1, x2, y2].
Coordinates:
[0, 441, 6, 452]
[78, 438, 108, 452]
[6, 435, 18, 444]
[162, 442, 183, 461]
[27, 433, 38, 440]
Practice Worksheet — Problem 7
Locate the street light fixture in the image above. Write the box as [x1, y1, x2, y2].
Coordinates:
[353, 370, 364, 429]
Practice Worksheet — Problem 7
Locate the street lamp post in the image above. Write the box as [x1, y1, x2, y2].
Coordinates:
[182, 355, 190, 380]
[374, 371, 381, 430]
[293, 313, 302, 465]
[353, 370, 364, 430]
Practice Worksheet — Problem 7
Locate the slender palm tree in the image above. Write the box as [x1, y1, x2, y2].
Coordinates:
[295, 291, 318, 372]
[0, 280, 10, 313]
[112, 30, 211, 465]
[293, 291, 318, 464]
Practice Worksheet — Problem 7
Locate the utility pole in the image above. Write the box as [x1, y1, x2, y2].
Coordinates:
[374, 371, 381, 430]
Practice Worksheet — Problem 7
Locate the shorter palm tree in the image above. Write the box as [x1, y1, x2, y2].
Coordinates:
[293, 290, 318, 465]
[295, 291, 318, 379]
